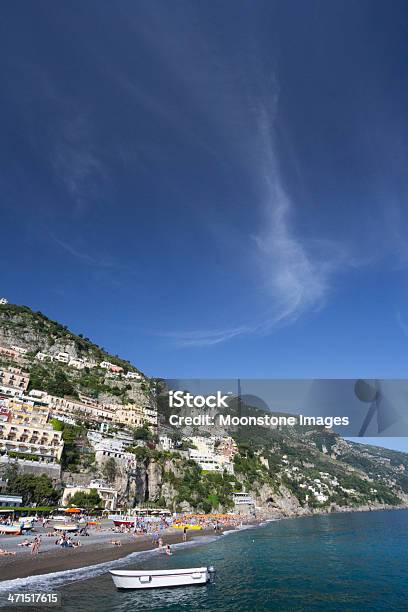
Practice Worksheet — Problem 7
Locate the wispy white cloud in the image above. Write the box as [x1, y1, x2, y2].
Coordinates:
[166, 97, 351, 347]
[250, 105, 351, 333]
[162, 326, 251, 347]
[51, 115, 106, 212]
[396, 311, 408, 337]
[51, 235, 130, 272]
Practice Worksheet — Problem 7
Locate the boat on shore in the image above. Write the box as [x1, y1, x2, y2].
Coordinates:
[53, 523, 79, 532]
[0, 524, 21, 535]
[110, 566, 215, 589]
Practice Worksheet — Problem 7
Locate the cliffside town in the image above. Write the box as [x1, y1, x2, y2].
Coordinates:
[1, 300, 408, 517]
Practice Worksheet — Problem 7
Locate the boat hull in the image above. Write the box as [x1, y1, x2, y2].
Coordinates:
[53, 524, 79, 532]
[110, 567, 209, 590]
[113, 520, 135, 527]
[0, 525, 21, 534]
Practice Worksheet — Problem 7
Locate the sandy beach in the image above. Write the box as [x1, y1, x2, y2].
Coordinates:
[0, 520, 251, 582]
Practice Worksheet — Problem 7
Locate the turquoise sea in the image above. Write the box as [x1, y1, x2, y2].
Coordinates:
[1, 510, 408, 611]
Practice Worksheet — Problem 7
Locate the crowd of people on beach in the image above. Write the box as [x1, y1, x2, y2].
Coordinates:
[0, 510, 257, 562]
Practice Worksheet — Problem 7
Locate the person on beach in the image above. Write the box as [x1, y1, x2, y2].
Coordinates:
[31, 536, 40, 554]
[165, 544, 172, 556]
[158, 537, 163, 551]
[0, 549, 16, 556]
[183, 526, 187, 542]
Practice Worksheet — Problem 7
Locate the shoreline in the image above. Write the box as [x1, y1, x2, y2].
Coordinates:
[0, 505, 406, 583]
[0, 522, 257, 583]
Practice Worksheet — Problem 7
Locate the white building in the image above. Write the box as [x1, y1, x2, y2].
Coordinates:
[62, 479, 117, 511]
[0, 298, 8, 305]
[87, 431, 131, 455]
[0, 494, 22, 507]
[10, 346, 28, 355]
[124, 371, 142, 380]
[55, 352, 69, 363]
[187, 436, 234, 474]
[159, 434, 174, 451]
[233, 492, 254, 506]
[0, 385, 24, 399]
[69, 358, 85, 370]
[35, 352, 53, 362]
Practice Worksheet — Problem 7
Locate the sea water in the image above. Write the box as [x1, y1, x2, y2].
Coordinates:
[1, 510, 407, 611]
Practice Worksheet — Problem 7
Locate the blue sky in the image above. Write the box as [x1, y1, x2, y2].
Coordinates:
[2, 1, 408, 394]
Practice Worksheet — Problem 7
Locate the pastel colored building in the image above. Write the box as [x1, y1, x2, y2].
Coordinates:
[0, 367, 30, 391]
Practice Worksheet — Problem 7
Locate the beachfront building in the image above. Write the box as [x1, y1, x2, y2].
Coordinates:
[0, 494, 22, 507]
[0, 367, 30, 392]
[0, 298, 8, 305]
[232, 492, 255, 506]
[62, 479, 117, 511]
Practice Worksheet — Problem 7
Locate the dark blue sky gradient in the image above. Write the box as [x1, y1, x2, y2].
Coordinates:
[1, 1, 408, 381]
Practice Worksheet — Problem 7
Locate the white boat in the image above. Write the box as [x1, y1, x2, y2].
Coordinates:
[0, 524, 21, 535]
[110, 566, 215, 590]
[53, 523, 79, 532]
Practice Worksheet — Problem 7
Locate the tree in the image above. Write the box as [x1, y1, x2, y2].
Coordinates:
[47, 369, 76, 397]
[69, 488, 102, 510]
[133, 424, 151, 441]
[102, 457, 117, 483]
[7, 474, 60, 506]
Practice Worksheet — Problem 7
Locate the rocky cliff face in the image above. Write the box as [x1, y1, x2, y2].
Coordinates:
[111, 457, 181, 510]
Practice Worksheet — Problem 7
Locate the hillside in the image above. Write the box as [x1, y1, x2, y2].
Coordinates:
[0, 303, 148, 405]
[1, 301, 408, 516]
[155, 390, 408, 513]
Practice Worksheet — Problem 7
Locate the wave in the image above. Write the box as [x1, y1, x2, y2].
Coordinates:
[0, 524, 263, 602]
[0, 535, 220, 600]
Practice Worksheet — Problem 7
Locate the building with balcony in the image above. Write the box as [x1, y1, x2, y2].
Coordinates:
[187, 436, 234, 474]
[47, 395, 116, 423]
[0, 420, 63, 462]
[0, 367, 30, 391]
[62, 479, 117, 511]
[7, 399, 50, 427]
